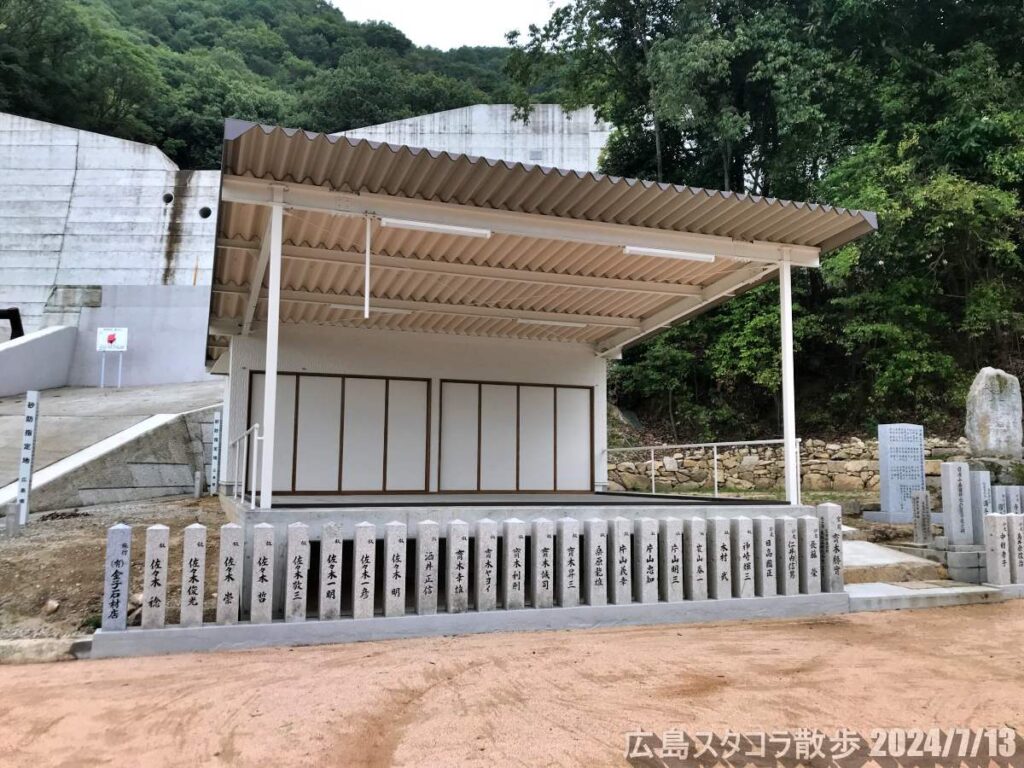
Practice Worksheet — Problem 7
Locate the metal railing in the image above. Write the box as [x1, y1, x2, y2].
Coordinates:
[605, 438, 801, 498]
[229, 423, 262, 508]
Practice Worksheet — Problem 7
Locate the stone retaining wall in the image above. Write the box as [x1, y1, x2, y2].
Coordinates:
[607, 437, 975, 494]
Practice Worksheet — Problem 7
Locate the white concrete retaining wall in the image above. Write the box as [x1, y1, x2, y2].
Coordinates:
[0, 112, 218, 386]
[339, 104, 612, 173]
[0, 325, 75, 396]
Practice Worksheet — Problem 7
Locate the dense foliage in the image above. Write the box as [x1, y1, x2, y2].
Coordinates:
[0, 0, 512, 167]
[509, 0, 1024, 439]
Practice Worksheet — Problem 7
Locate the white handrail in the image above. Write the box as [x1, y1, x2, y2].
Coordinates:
[605, 438, 802, 499]
[229, 424, 261, 507]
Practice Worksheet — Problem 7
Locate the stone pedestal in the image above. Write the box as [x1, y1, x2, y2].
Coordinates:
[1007, 514, 1024, 584]
[180, 523, 207, 628]
[984, 514, 1013, 585]
[730, 516, 755, 599]
[608, 517, 632, 605]
[101, 523, 132, 631]
[142, 524, 169, 629]
[557, 517, 580, 608]
[216, 523, 243, 625]
[816, 503, 844, 593]
[352, 522, 376, 619]
[752, 516, 777, 598]
[706, 517, 732, 600]
[532, 519, 554, 608]
[415, 520, 439, 615]
[775, 516, 799, 596]
[447, 520, 469, 613]
[384, 521, 407, 617]
[583, 518, 607, 606]
[797, 516, 821, 595]
[250, 523, 275, 624]
[632, 517, 658, 603]
[659, 517, 683, 603]
[285, 523, 310, 623]
[319, 522, 343, 620]
[683, 517, 708, 600]
[502, 519, 527, 610]
[941, 462, 974, 545]
[476, 519, 498, 611]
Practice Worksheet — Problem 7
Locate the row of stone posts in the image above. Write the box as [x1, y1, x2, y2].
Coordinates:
[101, 506, 845, 632]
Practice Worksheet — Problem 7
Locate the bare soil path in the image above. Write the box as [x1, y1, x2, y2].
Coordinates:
[1, 602, 1022, 767]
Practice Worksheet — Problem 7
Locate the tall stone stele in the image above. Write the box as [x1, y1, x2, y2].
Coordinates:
[966, 367, 1023, 459]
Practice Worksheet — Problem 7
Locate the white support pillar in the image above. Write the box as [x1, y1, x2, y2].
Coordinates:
[259, 199, 284, 509]
[779, 260, 800, 505]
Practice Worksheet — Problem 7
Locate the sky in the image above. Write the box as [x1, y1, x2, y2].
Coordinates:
[330, 0, 563, 50]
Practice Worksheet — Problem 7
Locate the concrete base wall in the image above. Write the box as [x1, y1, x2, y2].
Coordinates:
[0, 325, 76, 396]
[28, 405, 219, 513]
[91, 591, 850, 659]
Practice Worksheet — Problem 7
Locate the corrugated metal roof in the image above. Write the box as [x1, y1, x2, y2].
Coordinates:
[208, 120, 877, 362]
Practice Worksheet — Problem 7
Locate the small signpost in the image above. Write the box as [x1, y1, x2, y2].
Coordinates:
[16, 390, 39, 526]
[209, 411, 222, 496]
[97, 327, 128, 388]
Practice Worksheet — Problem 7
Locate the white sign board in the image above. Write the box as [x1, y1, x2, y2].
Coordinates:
[96, 327, 128, 352]
[17, 390, 39, 525]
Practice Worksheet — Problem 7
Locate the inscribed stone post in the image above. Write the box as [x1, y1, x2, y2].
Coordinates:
[775, 517, 800, 596]
[816, 503, 845, 593]
[583, 518, 607, 606]
[141, 524, 169, 629]
[503, 518, 527, 609]
[993, 486, 1010, 515]
[1007, 515, 1024, 584]
[659, 517, 683, 603]
[1010, 488, 1023, 516]
[911, 491, 933, 545]
[608, 517, 632, 604]
[447, 520, 469, 613]
[101, 523, 132, 631]
[984, 514, 1013, 585]
[632, 517, 659, 603]
[557, 517, 580, 608]
[475, 518, 498, 611]
[285, 522, 310, 623]
[752, 517, 777, 598]
[878, 424, 926, 522]
[797, 516, 821, 595]
[250, 523, 275, 624]
[352, 521, 376, 619]
[532, 518, 555, 608]
[319, 522, 343, 620]
[729, 516, 755, 599]
[179, 523, 207, 628]
[216, 523, 243, 625]
[384, 521, 407, 617]
[941, 462, 974, 544]
[416, 520, 439, 615]
[969, 471, 993, 544]
[683, 517, 708, 600]
[706, 517, 732, 599]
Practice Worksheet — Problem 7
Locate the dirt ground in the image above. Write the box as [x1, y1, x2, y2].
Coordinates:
[0, 496, 225, 644]
[0, 602, 1021, 767]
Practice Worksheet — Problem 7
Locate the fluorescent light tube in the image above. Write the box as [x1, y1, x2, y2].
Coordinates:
[623, 245, 715, 262]
[379, 217, 491, 239]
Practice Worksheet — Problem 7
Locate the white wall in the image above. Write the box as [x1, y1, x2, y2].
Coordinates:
[0, 112, 218, 388]
[223, 325, 608, 492]
[0, 325, 75, 397]
[339, 105, 613, 174]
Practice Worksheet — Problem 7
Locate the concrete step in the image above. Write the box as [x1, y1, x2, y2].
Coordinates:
[847, 581, 1004, 612]
[843, 540, 947, 583]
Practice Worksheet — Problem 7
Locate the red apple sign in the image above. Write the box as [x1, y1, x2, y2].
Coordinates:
[107, 333, 117, 346]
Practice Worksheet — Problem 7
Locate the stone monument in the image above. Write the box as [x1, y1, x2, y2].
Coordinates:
[966, 367, 1022, 459]
[866, 424, 925, 524]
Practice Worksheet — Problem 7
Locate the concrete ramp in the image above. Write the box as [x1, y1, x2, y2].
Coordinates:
[0, 382, 223, 513]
